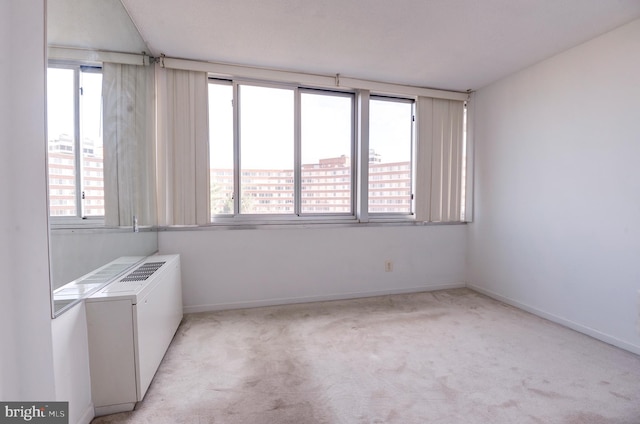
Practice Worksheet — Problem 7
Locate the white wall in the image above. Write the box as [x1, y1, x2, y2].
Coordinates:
[0, 4, 94, 422]
[468, 19, 640, 354]
[52, 302, 94, 424]
[0, 0, 56, 400]
[159, 225, 466, 312]
[0, 0, 18, 400]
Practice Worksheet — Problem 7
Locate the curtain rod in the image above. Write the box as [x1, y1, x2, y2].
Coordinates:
[48, 46, 151, 66]
[158, 55, 468, 101]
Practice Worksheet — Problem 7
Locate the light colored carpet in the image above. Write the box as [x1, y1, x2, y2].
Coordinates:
[91, 288, 640, 424]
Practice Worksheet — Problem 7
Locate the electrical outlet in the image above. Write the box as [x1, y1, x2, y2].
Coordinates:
[385, 260, 393, 272]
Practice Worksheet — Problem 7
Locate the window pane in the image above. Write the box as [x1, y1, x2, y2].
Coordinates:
[209, 83, 234, 216]
[368, 98, 413, 214]
[79, 70, 104, 217]
[239, 85, 294, 214]
[47, 67, 77, 217]
[301, 92, 353, 214]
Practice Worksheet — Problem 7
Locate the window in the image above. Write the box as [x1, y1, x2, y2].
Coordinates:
[240, 85, 294, 214]
[208, 80, 355, 220]
[301, 90, 353, 214]
[368, 96, 414, 215]
[208, 82, 234, 215]
[203, 74, 468, 226]
[47, 64, 104, 218]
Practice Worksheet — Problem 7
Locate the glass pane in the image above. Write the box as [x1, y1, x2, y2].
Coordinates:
[79, 70, 104, 217]
[239, 85, 294, 214]
[368, 98, 413, 214]
[209, 83, 234, 216]
[301, 92, 353, 214]
[47, 67, 77, 217]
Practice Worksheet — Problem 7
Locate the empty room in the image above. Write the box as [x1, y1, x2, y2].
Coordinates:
[1, 1, 640, 423]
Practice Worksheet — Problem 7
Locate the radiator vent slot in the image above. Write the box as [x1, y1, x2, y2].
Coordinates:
[120, 261, 166, 282]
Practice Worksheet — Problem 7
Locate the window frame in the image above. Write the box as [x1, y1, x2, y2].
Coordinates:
[367, 95, 416, 220]
[299, 87, 357, 217]
[237, 81, 296, 217]
[46, 61, 105, 226]
[208, 78, 358, 224]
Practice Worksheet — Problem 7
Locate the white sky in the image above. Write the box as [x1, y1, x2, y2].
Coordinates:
[47, 68, 103, 150]
[369, 98, 413, 163]
[209, 83, 413, 170]
[240, 85, 294, 170]
[47, 68, 75, 141]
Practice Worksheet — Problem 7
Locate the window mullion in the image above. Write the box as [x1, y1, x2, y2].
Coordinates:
[74, 67, 83, 218]
[294, 87, 301, 216]
[233, 82, 241, 216]
[356, 90, 370, 222]
[350, 92, 357, 217]
[410, 102, 417, 216]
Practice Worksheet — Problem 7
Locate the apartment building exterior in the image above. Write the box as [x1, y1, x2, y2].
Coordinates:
[48, 143, 412, 219]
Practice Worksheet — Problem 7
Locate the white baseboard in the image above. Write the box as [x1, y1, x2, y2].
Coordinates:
[77, 402, 94, 424]
[467, 284, 640, 356]
[94, 403, 136, 417]
[184, 282, 466, 314]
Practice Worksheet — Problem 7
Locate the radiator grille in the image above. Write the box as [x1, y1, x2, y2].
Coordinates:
[120, 261, 166, 282]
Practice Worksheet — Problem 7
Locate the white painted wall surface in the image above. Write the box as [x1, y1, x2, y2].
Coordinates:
[0, 4, 95, 421]
[52, 302, 94, 424]
[468, 19, 640, 354]
[159, 225, 466, 312]
[0, 0, 57, 400]
[0, 0, 17, 400]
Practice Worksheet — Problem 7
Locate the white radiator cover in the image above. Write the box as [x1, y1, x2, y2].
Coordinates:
[85, 254, 183, 416]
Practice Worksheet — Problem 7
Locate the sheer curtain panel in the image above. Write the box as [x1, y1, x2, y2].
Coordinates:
[103, 62, 156, 227]
[156, 67, 209, 226]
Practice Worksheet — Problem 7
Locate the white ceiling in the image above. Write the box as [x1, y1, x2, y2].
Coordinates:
[121, 0, 640, 91]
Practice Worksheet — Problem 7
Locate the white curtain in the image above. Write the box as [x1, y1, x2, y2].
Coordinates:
[103, 62, 156, 227]
[415, 97, 465, 222]
[155, 66, 209, 226]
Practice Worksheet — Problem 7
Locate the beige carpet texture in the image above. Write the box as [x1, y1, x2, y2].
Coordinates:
[91, 289, 640, 424]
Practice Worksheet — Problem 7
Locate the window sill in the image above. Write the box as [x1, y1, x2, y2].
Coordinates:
[49, 217, 105, 227]
[49, 224, 155, 233]
[48, 217, 155, 232]
[158, 219, 467, 232]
